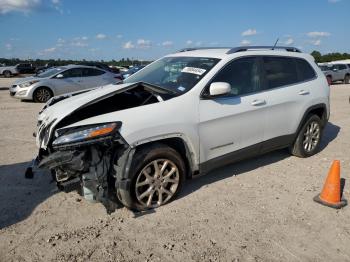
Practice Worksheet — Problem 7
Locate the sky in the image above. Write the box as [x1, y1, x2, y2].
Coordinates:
[0, 0, 349, 61]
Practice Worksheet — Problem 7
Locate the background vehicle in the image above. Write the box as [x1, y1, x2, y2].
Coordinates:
[32, 46, 330, 212]
[0, 64, 19, 77]
[16, 63, 36, 74]
[319, 62, 350, 84]
[78, 62, 123, 80]
[10, 65, 120, 102]
[122, 65, 145, 79]
[35, 63, 56, 74]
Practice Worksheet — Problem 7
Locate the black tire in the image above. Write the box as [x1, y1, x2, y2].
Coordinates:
[326, 75, 332, 85]
[290, 115, 323, 158]
[3, 71, 11, 78]
[33, 87, 53, 103]
[116, 144, 185, 211]
[344, 74, 350, 84]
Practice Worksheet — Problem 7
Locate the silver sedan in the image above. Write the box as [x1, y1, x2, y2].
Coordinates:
[9, 65, 121, 102]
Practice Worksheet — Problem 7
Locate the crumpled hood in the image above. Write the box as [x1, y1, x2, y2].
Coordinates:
[37, 82, 134, 148]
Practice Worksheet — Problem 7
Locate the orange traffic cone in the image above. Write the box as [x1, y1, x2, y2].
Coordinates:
[314, 160, 347, 209]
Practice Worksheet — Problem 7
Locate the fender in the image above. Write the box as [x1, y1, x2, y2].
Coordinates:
[294, 103, 328, 140]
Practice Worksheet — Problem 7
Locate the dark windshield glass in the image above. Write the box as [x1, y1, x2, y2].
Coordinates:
[123, 57, 220, 93]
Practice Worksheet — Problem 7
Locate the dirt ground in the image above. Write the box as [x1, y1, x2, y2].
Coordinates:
[0, 77, 349, 262]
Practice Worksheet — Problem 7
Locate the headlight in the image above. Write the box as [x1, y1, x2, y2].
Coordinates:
[19, 80, 39, 88]
[52, 122, 121, 147]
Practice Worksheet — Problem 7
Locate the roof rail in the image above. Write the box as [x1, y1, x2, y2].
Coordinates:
[226, 46, 301, 54]
[177, 47, 231, 53]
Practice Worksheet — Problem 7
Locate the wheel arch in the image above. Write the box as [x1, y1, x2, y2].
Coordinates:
[131, 135, 198, 179]
[295, 103, 328, 138]
[31, 86, 54, 100]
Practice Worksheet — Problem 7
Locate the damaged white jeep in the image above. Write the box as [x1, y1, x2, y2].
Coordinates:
[28, 46, 330, 212]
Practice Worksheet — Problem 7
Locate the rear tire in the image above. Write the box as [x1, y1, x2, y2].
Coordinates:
[344, 74, 350, 84]
[326, 75, 332, 85]
[116, 144, 185, 211]
[33, 87, 53, 103]
[3, 71, 11, 78]
[290, 115, 323, 158]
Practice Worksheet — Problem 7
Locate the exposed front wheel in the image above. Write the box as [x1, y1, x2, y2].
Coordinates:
[116, 144, 185, 211]
[290, 115, 323, 158]
[33, 87, 53, 103]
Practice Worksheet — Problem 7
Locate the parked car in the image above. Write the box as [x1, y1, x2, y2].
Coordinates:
[122, 65, 145, 79]
[10, 65, 121, 102]
[319, 63, 350, 84]
[0, 64, 19, 77]
[35, 63, 56, 74]
[28, 46, 329, 212]
[16, 63, 36, 74]
[79, 62, 122, 78]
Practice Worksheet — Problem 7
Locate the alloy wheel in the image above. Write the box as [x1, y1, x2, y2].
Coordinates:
[36, 89, 51, 102]
[303, 121, 320, 152]
[135, 159, 180, 208]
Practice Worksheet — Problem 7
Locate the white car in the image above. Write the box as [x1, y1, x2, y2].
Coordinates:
[10, 65, 120, 102]
[28, 46, 330, 212]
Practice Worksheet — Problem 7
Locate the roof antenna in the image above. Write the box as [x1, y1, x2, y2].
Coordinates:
[272, 38, 279, 50]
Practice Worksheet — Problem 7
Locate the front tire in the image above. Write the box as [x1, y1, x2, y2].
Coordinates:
[33, 87, 53, 103]
[116, 144, 185, 211]
[290, 115, 323, 158]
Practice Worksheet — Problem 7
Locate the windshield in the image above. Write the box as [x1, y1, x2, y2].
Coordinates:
[123, 57, 220, 94]
[37, 67, 66, 78]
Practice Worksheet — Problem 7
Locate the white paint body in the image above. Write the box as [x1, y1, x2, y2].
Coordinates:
[36, 49, 330, 169]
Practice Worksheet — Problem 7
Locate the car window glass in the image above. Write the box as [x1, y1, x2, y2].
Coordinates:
[210, 57, 261, 96]
[263, 57, 298, 89]
[295, 58, 316, 81]
[82, 68, 105, 77]
[338, 64, 346, 70]
[62, 68, 83, 78]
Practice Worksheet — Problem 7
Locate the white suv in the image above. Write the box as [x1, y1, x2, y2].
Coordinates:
[28, 46, 330, 212]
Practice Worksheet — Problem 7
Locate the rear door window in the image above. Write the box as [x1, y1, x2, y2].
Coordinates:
[262, 57, 298, 89]
[82, 68, 105, 77]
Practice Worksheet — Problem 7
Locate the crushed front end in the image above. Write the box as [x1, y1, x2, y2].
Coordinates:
[30, 120, 131, 213]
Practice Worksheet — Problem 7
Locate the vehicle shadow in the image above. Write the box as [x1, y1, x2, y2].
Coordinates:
[0, 87, 9, 91]
[319, 122, 340, 150]
[179, 121, 340, 201]
[0, 161, 55, 229]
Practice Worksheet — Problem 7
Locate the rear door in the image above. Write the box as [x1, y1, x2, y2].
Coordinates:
[199, 56, 267, 166]
[260, 56, 317, 150]
[81, 68, 109, 89]
[52, 68, 84, 95]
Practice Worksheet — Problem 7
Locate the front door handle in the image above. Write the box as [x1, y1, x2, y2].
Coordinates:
[298, 90, 310, 95]
[251, 99, 266, 106]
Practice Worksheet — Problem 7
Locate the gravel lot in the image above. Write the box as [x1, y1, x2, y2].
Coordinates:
[0, 77, 349, 262]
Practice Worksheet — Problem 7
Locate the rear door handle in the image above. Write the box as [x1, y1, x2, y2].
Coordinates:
[298, 90, 310, 95]
[251, 99, 266, 106]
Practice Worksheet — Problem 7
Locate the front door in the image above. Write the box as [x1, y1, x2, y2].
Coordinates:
[198, 57, 267, 169]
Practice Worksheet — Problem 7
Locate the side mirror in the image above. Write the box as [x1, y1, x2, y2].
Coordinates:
[209, 82, 231, 96]
[56, 74, 64, 79]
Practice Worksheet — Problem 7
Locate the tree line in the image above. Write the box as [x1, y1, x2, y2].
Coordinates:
[2, 51, 350, 66]
[0, 58, 152, 67]
[311, 51, 350, 63]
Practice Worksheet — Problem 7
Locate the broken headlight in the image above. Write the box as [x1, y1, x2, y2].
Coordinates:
[52, 122, 121, 147]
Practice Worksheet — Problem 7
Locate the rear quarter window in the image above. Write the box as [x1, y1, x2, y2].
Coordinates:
[295, 58, 316, 82]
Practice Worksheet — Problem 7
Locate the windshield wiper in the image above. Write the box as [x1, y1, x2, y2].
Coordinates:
[138, 82, 178, 95]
